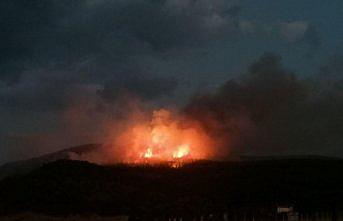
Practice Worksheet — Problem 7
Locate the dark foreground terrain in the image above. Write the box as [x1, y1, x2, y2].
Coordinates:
[1, 159, 343, 219]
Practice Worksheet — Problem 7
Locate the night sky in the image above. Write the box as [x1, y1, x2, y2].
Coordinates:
[1, 0, 343, 164]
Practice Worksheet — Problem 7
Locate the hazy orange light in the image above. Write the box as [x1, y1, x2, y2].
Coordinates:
[173, 144, 190, 159]
[112, 109, 213, 164]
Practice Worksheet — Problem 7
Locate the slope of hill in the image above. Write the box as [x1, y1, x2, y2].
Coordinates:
[1, 142, 342, 181]
[0, 144, 101, 180]
[1, 159, 343, 217]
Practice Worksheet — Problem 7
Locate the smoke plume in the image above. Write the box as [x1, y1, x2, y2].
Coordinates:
[56, 53, 343, 163]
[184, 53, 343, 157]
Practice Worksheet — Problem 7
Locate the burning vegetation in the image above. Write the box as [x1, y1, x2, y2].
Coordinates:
[110, 109, 214, 165]
[64, 53, 343, 166]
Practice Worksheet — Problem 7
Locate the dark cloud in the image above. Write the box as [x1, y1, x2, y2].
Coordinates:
[317, 52, 343, 81]
[0, 0, 84, 83]
[278, 21, 322, 57]
[98, 75, 178, 102]
[300, 25, 322, 57]
[0, 0, 324, 113]
[0, 0, 341, 163]
[0, 67, 102, 112]
[0, 0, 243, 112]
[184, 53, 343, 156]
[114, 0, 242, 50]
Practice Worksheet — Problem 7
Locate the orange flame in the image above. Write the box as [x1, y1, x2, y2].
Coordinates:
[172, 144, 190, 159]
[112, 109, 213, 164]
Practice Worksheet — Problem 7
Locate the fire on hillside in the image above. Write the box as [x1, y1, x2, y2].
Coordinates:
[111, 109, 214, 166]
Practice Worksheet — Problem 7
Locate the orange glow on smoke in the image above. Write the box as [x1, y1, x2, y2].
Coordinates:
[112, 109, 213, 163]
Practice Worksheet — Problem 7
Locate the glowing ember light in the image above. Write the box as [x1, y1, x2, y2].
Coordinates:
[173, 144, 190, 159]
[144, 148, 153, 158]
[112, 108, 214, 165]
